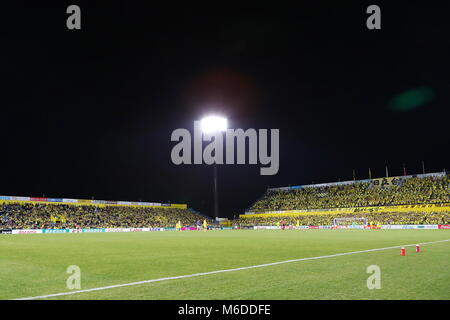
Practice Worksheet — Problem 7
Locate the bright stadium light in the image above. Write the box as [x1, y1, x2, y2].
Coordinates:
[200, 116, 227, 134]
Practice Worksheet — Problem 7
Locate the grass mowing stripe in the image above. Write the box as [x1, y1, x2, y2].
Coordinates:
[13, 238, 450, 300]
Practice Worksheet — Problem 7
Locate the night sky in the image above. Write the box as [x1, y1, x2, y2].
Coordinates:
[1, 2, 449, 218]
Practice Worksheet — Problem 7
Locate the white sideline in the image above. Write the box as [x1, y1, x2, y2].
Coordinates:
[13, 238, 450, 300]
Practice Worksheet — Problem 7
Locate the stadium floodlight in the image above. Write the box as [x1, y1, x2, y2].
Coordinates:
[200, 115, 227, 222]
[200, 116, 227, 134]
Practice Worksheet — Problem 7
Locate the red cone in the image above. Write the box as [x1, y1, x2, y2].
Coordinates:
[401, 247, 406, 256]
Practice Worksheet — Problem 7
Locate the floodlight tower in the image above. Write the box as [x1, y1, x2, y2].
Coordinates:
[200, 116, 227, 221]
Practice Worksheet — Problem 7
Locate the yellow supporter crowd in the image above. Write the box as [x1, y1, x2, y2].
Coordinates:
[0, 203, 213, 229]
[250, 176, 450, 212]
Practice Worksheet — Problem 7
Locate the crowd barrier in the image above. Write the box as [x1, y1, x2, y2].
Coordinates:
[252, 225, 449, 230]
[4, 227, 175, 234]
[2, 225, 449, 234]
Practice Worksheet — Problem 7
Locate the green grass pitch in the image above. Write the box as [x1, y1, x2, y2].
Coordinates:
[1, 229, 449, 300]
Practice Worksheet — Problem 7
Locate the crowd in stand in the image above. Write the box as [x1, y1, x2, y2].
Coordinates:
[1, 176, 449, 230]
[250, 176, 450, 212]
[238, 175, 450, 226]
[0, 203, 213, 229]
[236, 211, 450, 227]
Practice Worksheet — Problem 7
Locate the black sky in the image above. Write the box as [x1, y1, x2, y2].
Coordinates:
[1, 2, 449, 218]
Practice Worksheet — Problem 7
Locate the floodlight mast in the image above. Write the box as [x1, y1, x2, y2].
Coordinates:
[213, 163, 219, 220]
[200, 116, 227, 221]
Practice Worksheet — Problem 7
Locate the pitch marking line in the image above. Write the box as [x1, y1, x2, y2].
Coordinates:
[13, 238, 450, 300]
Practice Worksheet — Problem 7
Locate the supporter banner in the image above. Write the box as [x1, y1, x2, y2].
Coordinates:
[81, 228, 153, 233]
[271, 172, 445, 191]
[253, 225, 363, 230]
[253, 226, 279, 230]
[63, 198, 78, 203]
[0, 195, 186, 209]
[149, 228, 165, 231]
[371, 177, 401, 188]
[42, 229, 71, 233]
[10, 196, 30, 201]
[290, 179, 370, 190]
[106, 228, 127, 233]
[251, 225, 441, 230]
[4, 226, 444, 235]
[12, 229, 42, 234]
[104, 228, 152, 232]
[78, 199, 93, 204]
[180, 227, 201, 231]
[82, 228, 105, 233]
[6, 228, 164, 234]
[382, 225, 402, 229]
[333, 225, 364, 229]
[416, 225, 438, 229]
[382, 225, 439, 230]
[169, 204, 188, 209]
[30, 197, 47, 202]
